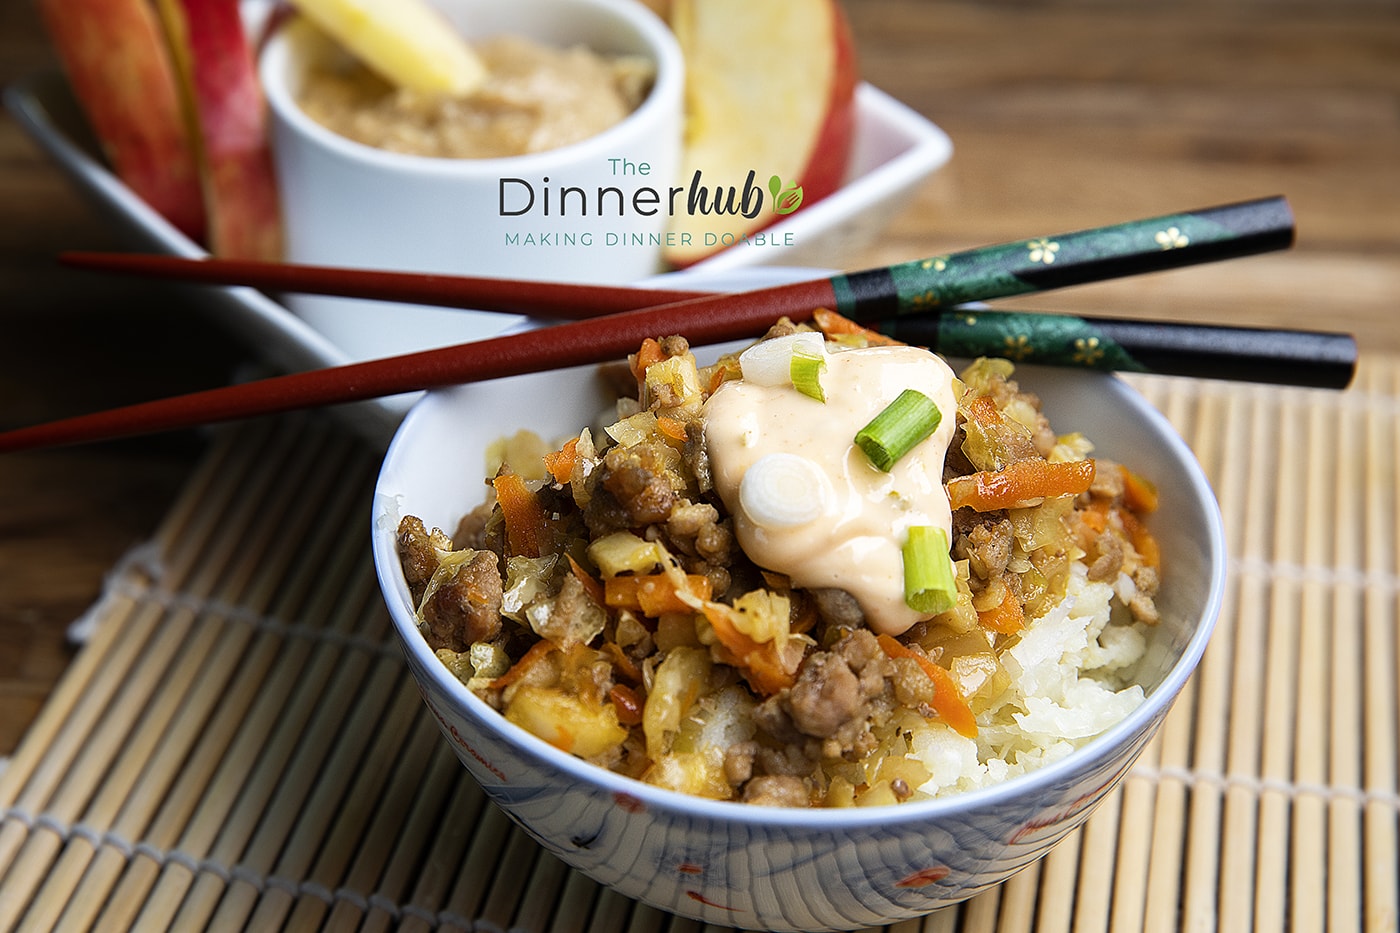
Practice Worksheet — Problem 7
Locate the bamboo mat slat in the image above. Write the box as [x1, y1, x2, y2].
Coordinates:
[3, 362, 1400, 933]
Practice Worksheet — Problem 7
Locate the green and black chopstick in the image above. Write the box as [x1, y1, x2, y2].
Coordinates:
[3, 195, 1350, 453]
[828, 195, 1295, 318]
[881, 309, 1354, 388]
[64, 195, 1296, 325]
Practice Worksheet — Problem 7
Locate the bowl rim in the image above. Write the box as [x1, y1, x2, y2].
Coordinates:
[372, 364, 1225, 830]
[258, 0, 685, 176]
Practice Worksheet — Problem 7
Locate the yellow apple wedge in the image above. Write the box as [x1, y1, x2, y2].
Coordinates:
[664, 0, 858, 267]
[288, 0, 487, 95]
[37, 0, 207, 240]
[156, 0, 285, 261]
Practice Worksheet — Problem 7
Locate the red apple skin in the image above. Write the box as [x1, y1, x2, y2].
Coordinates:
[663, 0, 859, 268]
[159, 0, 284, 261]
[790, 0, 858, 212]
[37, 0, 207, 240]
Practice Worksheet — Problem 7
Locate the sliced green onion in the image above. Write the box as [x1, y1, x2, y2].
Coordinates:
[903, 525, 957, 614]
[790, 347, 827, 402]
[855, 389, 942, 471]
[739, 453, 828, 528]
[738, 332, 826, 386]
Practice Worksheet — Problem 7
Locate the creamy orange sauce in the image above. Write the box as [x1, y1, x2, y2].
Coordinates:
[703, 345, 959, 636]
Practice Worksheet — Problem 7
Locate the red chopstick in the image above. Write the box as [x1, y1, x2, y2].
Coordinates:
[15, 197, 1301, 453]
[58, 251, 707, 318]
[0, 278, 834, 453]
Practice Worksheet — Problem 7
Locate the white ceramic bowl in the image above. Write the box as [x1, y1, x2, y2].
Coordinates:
[370, 340, 1224, 930]
[259, 0, 685, 362]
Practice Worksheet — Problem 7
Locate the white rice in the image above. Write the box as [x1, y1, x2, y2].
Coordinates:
[909, 563, 1148, 797]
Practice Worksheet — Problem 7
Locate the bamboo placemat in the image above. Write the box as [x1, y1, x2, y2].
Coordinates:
[2, 358, 1399, 933]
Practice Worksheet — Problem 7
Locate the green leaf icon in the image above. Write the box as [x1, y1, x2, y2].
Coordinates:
[774, 183, 804, 215]
[768, 174, 782, 199]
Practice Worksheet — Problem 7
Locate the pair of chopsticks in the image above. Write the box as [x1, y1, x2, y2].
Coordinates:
[1, 195, 1354, 454]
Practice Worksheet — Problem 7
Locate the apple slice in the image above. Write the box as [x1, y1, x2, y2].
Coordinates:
[288, 0, 487, 95]
[37, 0, 207, 240]
[664, 0, 858, 267]
[155, 0, 285, 260]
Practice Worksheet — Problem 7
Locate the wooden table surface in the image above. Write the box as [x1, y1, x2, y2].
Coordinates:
[1, 0, 1396, 756]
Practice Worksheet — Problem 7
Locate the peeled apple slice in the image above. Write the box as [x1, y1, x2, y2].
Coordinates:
[290, 0, 486, 95]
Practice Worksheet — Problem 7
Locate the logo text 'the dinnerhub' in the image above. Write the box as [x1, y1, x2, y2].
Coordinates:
[497, 158, 803, 248]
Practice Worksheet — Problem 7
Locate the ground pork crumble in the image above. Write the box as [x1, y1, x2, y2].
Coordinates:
[398, 324, 1162, 807]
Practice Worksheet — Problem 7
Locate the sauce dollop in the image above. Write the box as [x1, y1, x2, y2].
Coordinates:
[703, 345, 959, 635]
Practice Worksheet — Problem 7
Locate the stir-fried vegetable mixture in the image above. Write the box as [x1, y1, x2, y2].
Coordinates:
[397, 314, 1161, 807]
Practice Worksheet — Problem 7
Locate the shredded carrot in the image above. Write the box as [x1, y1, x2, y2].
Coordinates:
[812, 307, 904, 347]
[876, 634, 978, 738]
[543, 437, 580, 485]
[490, 639, 558, 690]
[707, 367, 728, 396]
[1079, 500, 1159, 571]
[701, 603, 799, 696]
[492, 472, 550, 558]
[1079, 500, 1109, 534]
[604, 573, 712, 616]
[977, 587, 1025, 635]
[1120, 464, 1159, 514]
[601, 641, 643, 684]
[608, 683, 645, 725]
[656, 415, 689, 443]
[566, 554, 606, 607]
[947, 458, 1096, 512]
[629, 337, 666, 383]
[1117, 507, 1162, 570]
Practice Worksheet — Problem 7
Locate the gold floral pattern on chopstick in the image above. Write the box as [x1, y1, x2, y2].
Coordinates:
[1027, 238, 1060, 264]
[1155, 226, 1190, 249]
